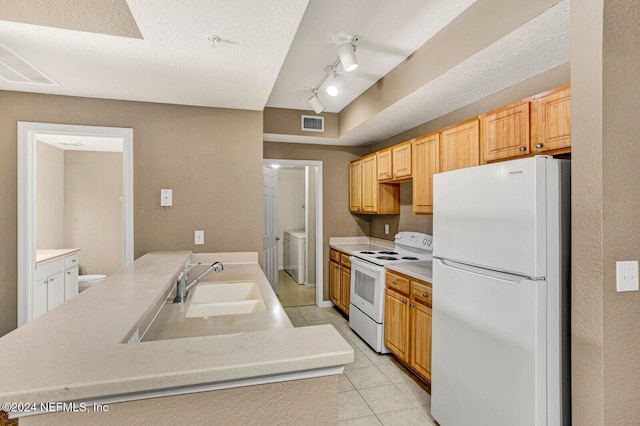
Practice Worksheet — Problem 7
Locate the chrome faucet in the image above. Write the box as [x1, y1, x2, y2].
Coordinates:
[173, 261, 224, 303]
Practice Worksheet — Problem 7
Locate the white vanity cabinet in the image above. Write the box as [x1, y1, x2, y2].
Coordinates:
[33, 250, 80, 320]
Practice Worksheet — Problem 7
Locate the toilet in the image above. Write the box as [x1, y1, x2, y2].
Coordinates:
[78, 274, 107, 292]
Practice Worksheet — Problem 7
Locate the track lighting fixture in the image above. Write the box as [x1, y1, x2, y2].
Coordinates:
[338, 41, 358, 72]
[305, 35, 360, 113]
[307, 91, 325, 114]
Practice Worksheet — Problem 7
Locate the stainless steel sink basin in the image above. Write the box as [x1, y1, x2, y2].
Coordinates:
[186, 281, 266, 318]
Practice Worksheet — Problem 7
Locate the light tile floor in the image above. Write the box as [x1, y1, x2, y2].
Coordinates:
[284, 305, 437, 425]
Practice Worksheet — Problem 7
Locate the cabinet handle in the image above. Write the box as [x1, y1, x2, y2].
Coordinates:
[410, 303, 415, 307]
[49, 278, 55, 282]
[402, 299, 407, 304]
[392, 280, 398, 284]
[519, 146, 526, 152]
[392, 173, 395, 177]
[422, 293, 429, 298]
[536, 143, 543, 149]
[67, 271, 71, 275]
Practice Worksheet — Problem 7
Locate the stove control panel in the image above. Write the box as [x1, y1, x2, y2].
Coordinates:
[394, 232, 433, 251]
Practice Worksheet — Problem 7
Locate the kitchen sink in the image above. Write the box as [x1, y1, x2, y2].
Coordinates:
[186, 281, 266, 318]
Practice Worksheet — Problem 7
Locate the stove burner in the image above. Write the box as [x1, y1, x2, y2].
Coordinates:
[378, 251, 399, 255]
[360, 251, 376, 254]
[401, 256, 419, 260]
[376, 256, 398, 261]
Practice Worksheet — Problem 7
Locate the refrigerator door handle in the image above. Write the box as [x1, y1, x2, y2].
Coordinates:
[436, 258, 529, 284]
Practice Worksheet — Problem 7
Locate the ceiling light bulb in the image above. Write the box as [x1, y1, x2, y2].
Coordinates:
[338, 42, 358, 72]
[326, 73, 344, 97]
[307, 93, 325, 114]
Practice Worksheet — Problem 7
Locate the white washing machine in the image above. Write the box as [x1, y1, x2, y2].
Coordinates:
[283, 230, 305, 284]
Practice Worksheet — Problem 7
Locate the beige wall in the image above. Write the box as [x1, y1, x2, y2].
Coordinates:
[36, 141, 64, 249]
[264, 142, 369, 301]
[64, 151, 122, 275]
[572, 1, 640, 424]
[0, 91, 263, 336]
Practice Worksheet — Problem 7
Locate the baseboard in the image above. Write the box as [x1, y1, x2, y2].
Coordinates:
[303, 282, 316, 289]
[318, 300, 334, 308]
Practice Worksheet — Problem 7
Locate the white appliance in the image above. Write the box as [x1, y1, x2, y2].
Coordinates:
[431, 156, 570, 426]
[349, 232, 433, 353]
[283, 230, 305, 284]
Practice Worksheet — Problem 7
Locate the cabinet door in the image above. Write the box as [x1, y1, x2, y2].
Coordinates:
[480, 101, 530, 163]
[440, 119, 480, 173]
[412, 133, 440, 215]
[329, 261, 341, 306]
[384, 288, 409, 363]
[361, 154, 378, 213]
[349, 160, 362, 213]
[341, 267, 351, 314]
[32, 277, 48, 320]
[410, 300, 432, 382]
[392, 141, 412, 179]
[47, 271, 65, 310]
[65, 266, 79, 300]
[377, 149, 393, 181]
[532, 85, 571, 153]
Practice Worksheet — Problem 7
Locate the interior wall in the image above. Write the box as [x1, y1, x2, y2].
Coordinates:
[36, 141, 64, 249]
[64, 150, 122, 275]
[276, 168, 305, 268]
[264, 142, 369, 301]
[0, 91, 263, 337]
[572, 0, 640, 424]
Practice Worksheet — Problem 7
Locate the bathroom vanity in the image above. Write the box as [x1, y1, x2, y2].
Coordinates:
[0, 251, 353, 425]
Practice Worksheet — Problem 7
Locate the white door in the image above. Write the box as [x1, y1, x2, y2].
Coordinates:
[263, 167, 278, 293]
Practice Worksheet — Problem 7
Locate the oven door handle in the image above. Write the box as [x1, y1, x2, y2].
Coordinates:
[349, 256, 384, 272]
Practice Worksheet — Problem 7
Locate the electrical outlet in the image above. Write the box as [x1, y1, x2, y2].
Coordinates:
[384, 224, 390, 235]
[616, 261, 639, 292]
[194, 230, 204, 245]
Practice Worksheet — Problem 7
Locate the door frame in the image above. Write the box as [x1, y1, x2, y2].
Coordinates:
[17, 121, 134, 326]
[262, 159, 330, 308]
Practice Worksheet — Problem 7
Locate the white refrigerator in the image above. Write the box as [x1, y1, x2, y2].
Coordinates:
[431, 156, 570, 426]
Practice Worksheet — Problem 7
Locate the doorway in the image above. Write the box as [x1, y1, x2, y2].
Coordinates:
[263, 159, 325, 308]
[17, 122, 133, 326]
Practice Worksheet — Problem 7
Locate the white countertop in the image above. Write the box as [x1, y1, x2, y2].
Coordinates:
[329, 236, 394, 255]
[0, 251, 353, 406]
[386, 260, 433, 283]
[36, 248, 80, 264]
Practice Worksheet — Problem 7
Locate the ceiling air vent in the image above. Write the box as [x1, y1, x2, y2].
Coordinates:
[0, 44, 58, 86]
[301, 115, 324, 133]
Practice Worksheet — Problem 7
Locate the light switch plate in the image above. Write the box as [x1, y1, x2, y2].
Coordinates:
[616, 260, 639, 292]
[160, 189, 172, 206]
[194, 230, 204, 245]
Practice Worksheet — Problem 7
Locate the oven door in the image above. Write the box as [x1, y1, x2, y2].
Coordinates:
[349, 256, 385, 322]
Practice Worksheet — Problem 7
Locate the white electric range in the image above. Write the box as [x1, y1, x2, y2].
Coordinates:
[349, 232, 433, 353]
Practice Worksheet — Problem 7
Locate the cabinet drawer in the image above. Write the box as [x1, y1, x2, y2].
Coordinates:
[329, 249, 341, 263]
[64, 253, 79, 269]
[411, 281, 432, 306]
[340, 254, 351, 269]
[386, 271, 410, 296]
[35, 258, 64, 281]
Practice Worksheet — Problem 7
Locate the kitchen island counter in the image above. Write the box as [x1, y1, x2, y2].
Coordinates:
[0, 251, 353, 424]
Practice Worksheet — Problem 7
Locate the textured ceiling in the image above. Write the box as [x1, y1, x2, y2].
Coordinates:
[0, 0, 570, 146]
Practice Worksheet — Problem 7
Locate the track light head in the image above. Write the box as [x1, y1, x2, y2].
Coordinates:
[338, 42, 358, 72]
[326, 73, 344, 97]
[307, 92, 325, 114]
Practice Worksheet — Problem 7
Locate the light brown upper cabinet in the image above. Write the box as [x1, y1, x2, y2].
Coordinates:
[412, 133, 440, 215]
[377, 141, 412, 182]
[531, 84, 571, 154]
[440, 118, 480, 173]
[350, 154, 400, 214]
[480, 100, 531, 163]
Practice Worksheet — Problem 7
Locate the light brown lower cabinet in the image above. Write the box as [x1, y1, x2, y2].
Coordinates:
[329, 249, 350, 315]
[384, 270, 432, 383]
